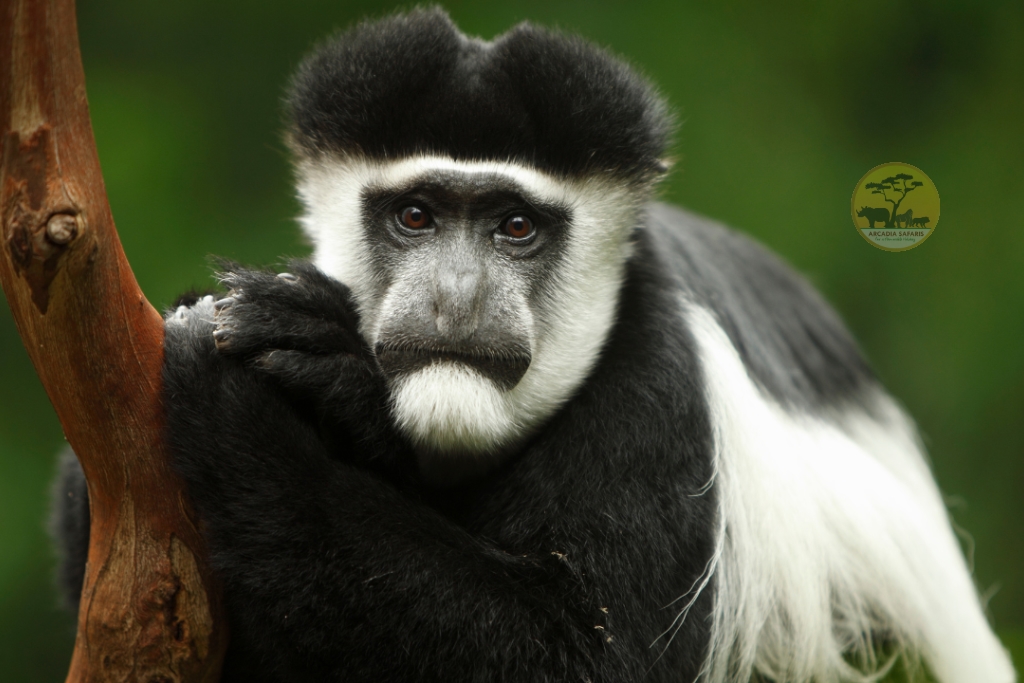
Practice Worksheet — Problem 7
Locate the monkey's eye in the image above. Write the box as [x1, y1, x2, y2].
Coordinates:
[503, 216, 534, 240]
[400, 206, 431, 229]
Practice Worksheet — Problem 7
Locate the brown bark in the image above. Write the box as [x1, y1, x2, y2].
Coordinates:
[0, 0, 227, 681]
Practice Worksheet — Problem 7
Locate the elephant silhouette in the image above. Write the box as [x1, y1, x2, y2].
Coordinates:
[857, 206, 890, 227]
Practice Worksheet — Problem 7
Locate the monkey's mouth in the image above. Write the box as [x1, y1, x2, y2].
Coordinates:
[374, 343, 531, 391]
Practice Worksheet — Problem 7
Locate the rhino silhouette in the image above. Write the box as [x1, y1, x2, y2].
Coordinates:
[857, 206, 890, 227]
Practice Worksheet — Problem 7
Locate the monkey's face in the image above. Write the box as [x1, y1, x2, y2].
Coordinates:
[365, 171, 562, 392]
[296, 155, 644, 480]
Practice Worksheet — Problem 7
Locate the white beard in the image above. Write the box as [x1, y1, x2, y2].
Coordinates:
[389, 361, 521, 455]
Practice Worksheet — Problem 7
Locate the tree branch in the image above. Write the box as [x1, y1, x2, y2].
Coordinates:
[0, 0, 227, 680]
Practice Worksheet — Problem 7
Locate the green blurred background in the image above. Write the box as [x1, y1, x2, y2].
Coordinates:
[2, 0, 1022, 678]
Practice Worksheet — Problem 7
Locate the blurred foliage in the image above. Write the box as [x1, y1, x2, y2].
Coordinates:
[1, 0, 1022, 678]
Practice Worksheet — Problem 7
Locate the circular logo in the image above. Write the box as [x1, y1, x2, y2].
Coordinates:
[851, 162, 939, 252]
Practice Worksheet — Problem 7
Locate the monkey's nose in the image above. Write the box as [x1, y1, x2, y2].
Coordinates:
[432, 265, 485, 340]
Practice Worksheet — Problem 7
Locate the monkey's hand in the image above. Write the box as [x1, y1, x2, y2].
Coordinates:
[206, 261, 407, 469]
[211, 260, 364, 358]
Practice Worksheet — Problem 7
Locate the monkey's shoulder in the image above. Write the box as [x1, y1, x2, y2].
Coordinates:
[640, 202, 877, 410]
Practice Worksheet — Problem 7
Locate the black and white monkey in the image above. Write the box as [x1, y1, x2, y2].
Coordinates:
[51, 9, 1015, 683]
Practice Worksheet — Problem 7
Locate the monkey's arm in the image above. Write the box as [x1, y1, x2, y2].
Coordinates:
[162, 303, 612, 682]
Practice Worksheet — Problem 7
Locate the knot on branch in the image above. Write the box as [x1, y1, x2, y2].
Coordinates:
[46, 212, 79, 244]
[2, 124, 83, 313]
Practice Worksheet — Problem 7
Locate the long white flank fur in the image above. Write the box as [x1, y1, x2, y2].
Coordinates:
[295, 154, 641, 454]
[686, 305, 1015, 683]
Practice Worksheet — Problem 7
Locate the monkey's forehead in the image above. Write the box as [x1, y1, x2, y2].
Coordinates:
[286, 8, 672, 182]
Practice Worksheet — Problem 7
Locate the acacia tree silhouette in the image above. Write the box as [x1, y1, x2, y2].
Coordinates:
[865, 174, 924, 227]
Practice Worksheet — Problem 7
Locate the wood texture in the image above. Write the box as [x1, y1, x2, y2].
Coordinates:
[0, 0, 227, 680]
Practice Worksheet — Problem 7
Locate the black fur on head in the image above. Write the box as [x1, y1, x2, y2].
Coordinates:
[286, 7, 673, 182]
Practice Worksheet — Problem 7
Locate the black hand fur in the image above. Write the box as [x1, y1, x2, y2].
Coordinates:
[154, 245, 718, 682]
[211, 261, 364, 359]
[208, 261, 404, 471]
